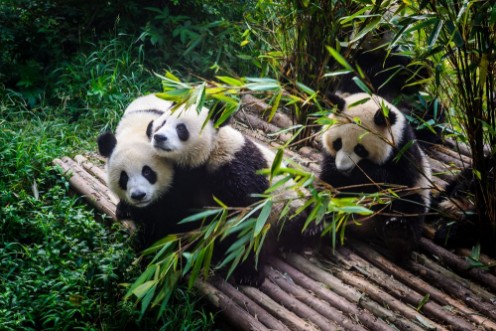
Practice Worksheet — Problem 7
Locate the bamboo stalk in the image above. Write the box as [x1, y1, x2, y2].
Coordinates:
[241, 286, 319, 331]
[350, 241, 496, 329]
[419, 238, 496, 292]
[210, 276, 290, 331]
[260, 277, 341, 331]
[285, 253, 425, 331]
[195, 279, 268, 331]
[271, 258, 394, 331]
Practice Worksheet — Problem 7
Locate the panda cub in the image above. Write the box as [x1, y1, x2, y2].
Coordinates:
[147, 102, 313, 285]
[97, 95, 190, 245]
[320, 93, 432, 260]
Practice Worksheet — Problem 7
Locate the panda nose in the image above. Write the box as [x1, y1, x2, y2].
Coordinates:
[131, 191, 146, 201]
[154, 134, 168, 142]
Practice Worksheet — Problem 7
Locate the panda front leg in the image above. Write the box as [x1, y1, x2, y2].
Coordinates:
[380, 194, 427, 262]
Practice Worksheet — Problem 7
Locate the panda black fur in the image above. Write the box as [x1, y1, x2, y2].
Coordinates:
[147, 103, 314, 285]
[97, 95, 202, 247]
[433, 155, 496, 252]
[336, 48, 445, 146]
[320, 93, 432, 261]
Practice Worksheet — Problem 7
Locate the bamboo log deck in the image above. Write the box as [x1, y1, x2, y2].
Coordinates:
[53, 102, 496, 330]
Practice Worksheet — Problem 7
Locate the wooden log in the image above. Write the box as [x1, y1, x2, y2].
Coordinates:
[235, 111, 292, 142]
[53, 158, 117, 219]
[195, 279, 269, 331]
[419, 238, 496, 292]
[426, 145, 470, 169]
[74, 154, 107, 184]
[444, 138, 472, 158]
[414, 252, 496, 302]
[210, 276, 290, 331]
[328, 262, 448, 331]
[285, 253, 425, 331]
[235, 124, 321, 173]
[271, 258, 394, 331]
[335, 247, 475, 330]
[408, 259, 496, 323]
[62, 156, 119, 205]
[350, 241, 496, 329]
[457, 248, 496, 275]
[433, 144, 473, 166]
[260, 277, 341, 331]
[266, 267, 366, 331]
[242, 94, 295, 129]
[241, 286, 319, 331]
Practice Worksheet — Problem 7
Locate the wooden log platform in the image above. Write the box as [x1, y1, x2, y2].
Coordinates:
[52, 106, 496, 331]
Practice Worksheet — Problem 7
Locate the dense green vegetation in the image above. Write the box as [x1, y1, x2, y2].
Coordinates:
[2, 0, 495, 328]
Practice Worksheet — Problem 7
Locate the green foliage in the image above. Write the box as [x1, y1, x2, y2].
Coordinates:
[0, 32, 216, 330]
[390, 0, 496, 242]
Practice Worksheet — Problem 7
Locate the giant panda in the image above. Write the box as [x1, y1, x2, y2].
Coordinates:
[146, 101, 316, 285]
[97, 95, 198, 246]
[320, 92, 432, 261]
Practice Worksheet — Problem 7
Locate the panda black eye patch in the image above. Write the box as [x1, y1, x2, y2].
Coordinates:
[176, 123, 189, 141]
[354, 144, 369, 158]
[333, 138, 342, 151]
[119, 171, 128, 190]
[142, 165, 157, 184]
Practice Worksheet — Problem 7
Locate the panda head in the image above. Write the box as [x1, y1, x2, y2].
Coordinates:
[98, 133, 174, 207]
[147, 104, 220, 168]
[321, 93, 406, 174]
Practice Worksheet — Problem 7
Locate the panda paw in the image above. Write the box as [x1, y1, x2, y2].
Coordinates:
[231, 265, 266, 287]
[382, 217, 420, 263]
[116, 201, 132, 220]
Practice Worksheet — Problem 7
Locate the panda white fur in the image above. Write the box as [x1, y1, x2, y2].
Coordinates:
[320, 92, 432, 261]
[97, 95, 200, 246]
[147, 102, 315, 285]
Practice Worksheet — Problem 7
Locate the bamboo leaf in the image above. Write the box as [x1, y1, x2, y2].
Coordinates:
[178, 209, 222, 224]
[349, 17, 381, 43]
[216, 76, 244, 87]
[254, 200, 273, 237]
[326, 46, 354, 72]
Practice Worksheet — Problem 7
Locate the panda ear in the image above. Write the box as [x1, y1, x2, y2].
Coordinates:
[374, 108, 397, 127]
[146, 120, 154, 139]
[210, 101, 231, 127]
[97, 131, 117, 157]
[326, 93, 346, 112]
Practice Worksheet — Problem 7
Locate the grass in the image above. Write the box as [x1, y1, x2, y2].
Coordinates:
[0, 36, 217, 330]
